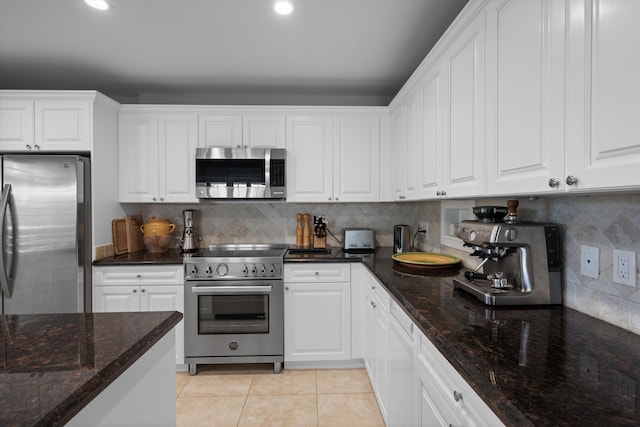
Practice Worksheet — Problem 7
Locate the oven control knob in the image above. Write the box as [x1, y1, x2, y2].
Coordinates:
[204, 265, 212, 275]
[251, 265, 257, 275]
[189, 265, 198, 276]
[216, 264, 229, 277]
[269, 265, 276, 275]
[241, 265, 249, 275]
[259, 264, 266, 275]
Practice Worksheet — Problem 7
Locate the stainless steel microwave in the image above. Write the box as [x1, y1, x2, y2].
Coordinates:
[195, 147, 286, 199]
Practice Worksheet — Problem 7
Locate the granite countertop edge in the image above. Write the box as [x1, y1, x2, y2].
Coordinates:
[43, 311, 183, 426]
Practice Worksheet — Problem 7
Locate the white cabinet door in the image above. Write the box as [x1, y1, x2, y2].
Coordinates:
[566, 0, 640, 191]
[143, 285, 185, 365]
[403, 89, 422, 199]
[333, 116, 380, 202]
[418, 65, 444, 200]
[119, 112, 198, 203]
[0, 99, 34, 150]
[284, 281, 351, 362]
[243, 114, 286, 148]
[158, 114, 198, 202]
[485, 0, 565, 195]
[390, 104, 407, 201]
[35, 100, 91, 151]
[388, 302, 417, 427]
[119, 113, 159, 203]
[442, 10, 486, 198]
[286, 116, 334, 202]
[93, 285, 140, 312]
[198, 114, 242, 148]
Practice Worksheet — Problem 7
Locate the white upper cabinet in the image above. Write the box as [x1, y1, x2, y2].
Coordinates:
[392, 6, 486, 201]
[243, 114, 286, 148]
[417, 65, 443, 199]
[0, 95, 92, 152]
[565, 0, 640, 191]
[390, 104, 407, 200]
[286, 114, 381, 202]
[119, 111, 198, 203]
[333, 116, 380, 202]
[0, 100, 34, 150]
[286, 116, 334, 202]
[442, 10, 486, 198]
[485, 0, 566, 195]
[199, 113, 285, 148]
[198, 114, 242, 148]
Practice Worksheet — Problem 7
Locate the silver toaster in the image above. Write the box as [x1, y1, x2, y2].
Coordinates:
[343, 228, 375, 252]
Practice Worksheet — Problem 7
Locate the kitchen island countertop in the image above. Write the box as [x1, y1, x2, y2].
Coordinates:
[0, 311, 182, 426]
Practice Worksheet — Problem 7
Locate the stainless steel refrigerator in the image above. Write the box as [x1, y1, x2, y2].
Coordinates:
[1, 155, 91, 314]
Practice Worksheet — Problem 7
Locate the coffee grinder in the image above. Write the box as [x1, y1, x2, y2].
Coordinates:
[181, 209, 199, 253]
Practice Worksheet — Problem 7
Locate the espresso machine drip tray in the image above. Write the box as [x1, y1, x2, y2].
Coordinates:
[453, 274, 522, 305]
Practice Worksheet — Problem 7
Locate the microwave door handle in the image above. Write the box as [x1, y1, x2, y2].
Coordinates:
[0, 184, 14, 298]
[191, 285, 273, 295]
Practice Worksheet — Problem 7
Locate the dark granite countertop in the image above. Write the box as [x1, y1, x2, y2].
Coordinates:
[0, 311, 182, 427]
[93, 249, 185, 266]
[91, 246, 640, 425]
[362, 248, 639, 426]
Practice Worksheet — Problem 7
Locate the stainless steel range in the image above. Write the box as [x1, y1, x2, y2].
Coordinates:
[183, 244, 288, 375]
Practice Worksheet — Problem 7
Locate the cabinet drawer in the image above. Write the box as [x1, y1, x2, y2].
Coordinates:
[94, 266, 184, 286]
[418, 331, 504, 427]
[363, 269, 390, 312]
[284, 264, 350, 283]
[390, 300, 414, 337]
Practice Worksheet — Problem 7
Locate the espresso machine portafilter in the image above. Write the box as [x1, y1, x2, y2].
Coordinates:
[181, 209, 199, 253]
[452, 221, 563, 305]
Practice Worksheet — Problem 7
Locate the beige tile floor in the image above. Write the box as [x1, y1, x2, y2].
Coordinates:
[176, 365, 385, 427]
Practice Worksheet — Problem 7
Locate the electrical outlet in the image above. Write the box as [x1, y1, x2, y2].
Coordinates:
[613, 249, 637, 287]
[580, 245, 599, 279]
[418, 222, 429, 233]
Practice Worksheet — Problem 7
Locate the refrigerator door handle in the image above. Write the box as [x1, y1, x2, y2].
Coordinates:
[0, 183, 14, 298]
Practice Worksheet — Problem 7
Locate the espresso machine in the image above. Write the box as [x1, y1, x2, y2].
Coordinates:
[452, 220, 562, 305]
[181, 209, 199, 253]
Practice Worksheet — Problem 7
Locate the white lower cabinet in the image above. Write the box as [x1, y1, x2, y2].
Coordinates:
[93, 265, 185, 365]
[283, 264, 351, 364]
[388, 300, 417, 427]
[362, 268, 391, 424]
[416, 330, 505, 427]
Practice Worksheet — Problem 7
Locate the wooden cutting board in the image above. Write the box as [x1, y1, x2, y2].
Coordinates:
[125, 215, 144, 253]
[112, 219, 128, 255]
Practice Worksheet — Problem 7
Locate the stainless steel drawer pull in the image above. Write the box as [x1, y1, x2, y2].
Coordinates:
[453, 390, 462, 402]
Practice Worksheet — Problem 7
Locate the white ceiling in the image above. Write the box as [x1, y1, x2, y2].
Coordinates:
[0, 0, 469, 105]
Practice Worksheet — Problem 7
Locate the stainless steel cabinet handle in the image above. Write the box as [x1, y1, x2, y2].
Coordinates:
[566, 175, 578, 186]
[25, 144, 32, 150]
[548, 178, 560, 188]
[136, 274, 142, 278]
[436, 191, 441, 196]
[34, 145, 40, 150]
[453, 390, 463, 402]
[141, 288, 146, 293]
[133, 289, 137, 293]
[328, 197, 332, 201]
[285, 286, 289, 291]
[399, 195, 405, 200]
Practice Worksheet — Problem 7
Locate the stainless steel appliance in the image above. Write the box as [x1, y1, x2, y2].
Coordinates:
[180, 209, 199, 253]
[393, 224, 410, 254]
[195, 147, 286, 199]
[452, 221, 562, 305]
[0, 155, 91, 314]
[343, 228, 375, 252]
[183, 244, 288, 375]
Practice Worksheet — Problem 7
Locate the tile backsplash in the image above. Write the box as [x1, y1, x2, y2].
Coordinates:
[140, 193, 640, 335]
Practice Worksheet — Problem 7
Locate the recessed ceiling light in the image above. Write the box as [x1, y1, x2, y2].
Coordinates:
[274, 1, 294, 16]
[84, 0, 111, 11]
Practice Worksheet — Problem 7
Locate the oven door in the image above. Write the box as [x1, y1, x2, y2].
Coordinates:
[184, 280, 284, 358]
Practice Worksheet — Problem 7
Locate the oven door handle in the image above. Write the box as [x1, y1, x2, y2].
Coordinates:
[191, 285, 273, 294]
